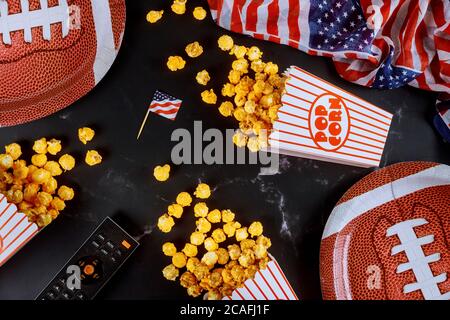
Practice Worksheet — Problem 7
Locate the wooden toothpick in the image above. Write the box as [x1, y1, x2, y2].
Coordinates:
[137, 108, 151, 140]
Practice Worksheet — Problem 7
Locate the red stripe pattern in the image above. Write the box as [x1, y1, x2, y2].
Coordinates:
[149, 90, 182, 121]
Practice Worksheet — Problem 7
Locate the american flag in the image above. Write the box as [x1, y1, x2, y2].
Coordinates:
[207, 0, 450, 94]
[149, 90, 182, 121]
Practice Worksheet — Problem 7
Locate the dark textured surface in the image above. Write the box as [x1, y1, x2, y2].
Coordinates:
[0, 0, 448, 300]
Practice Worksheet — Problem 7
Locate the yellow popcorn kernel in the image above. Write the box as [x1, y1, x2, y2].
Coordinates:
[168, 203, 183, 219]
[248, 221, 264, 237]
[0, 154, 14, 169]
[31, 168, 51, 184]
[162, 242, 177, 257]
[268, 105, 279, 121]
[6, 189, 23, 204]
[23, 183, 39, 202]
[51, 197, 66, 211]
[234, 94, 246, 108]
[217, 35, 234, 51]
[196, 217, 211, 234]
[228, 70, 242, 84]
[85, 150, 102, 166]
[232, 131, 248, 148]
[194, 202, 209, 217]
[187, 285, 203, 298]
[204, 237, 218, 251]
[146, 10, 163, 23]
[193, 6, 207, 20]
[218, 101, 234, 117]
[251, 59, 266, 73]
[44, 161, 62, 176]
[247, 46, 263, 61]
[58, 186, 74, 201]
[256, 235, 272, 249]
[244, 100, 257, 114]
[47, 139, 62, 155]
[201, 89, 217, 104]
[194, 183, 211, 199]
[172, 252, 187, 268]
[263, 83, 274, 95]
[196, 70, 210, 86]
[232, 59, 249, 73]
[228, 244, 241, 261]
[158, 214, 175, 233]
[78, 127, 95, 145]
[162, 264, 179, 281]
[231, 264, 246, 283]
[207, 209, 221, 223]
[42, 177, 58, 194]
[32, 138, 47, 154]
[260, 94, 275, 108]
[264, 62, 279, 75]
[5, 143, 22, 160]
[240, 239, 256, 251]
[255, 72, 267, 82]
[258, 131, 269, 149]
[153, 164, 171, 182]
[171, 1, 186, 15]
[268, 74, 283, 88]
[254, 244, 268, 259]
[58, 154, 75, 171]
[180, 271, 197, 289]
[190, 231, 206, 246]
[13, 166, 29, 180]
[231, 45, 248, 59]
[216, 248, 230, 265]
[223, 221, 240, 238]
[221, 209, 235, 223]
[233, 107, 246, 121]
[247, 136, 260, 152]
[182, 243, 198, 258]
[37, 214, 52, 228]
[253, 79, 266, 94]
[185, 41, 204, 58]
[186, 257, 200, 273]
[245, 265, 259, 279]
[235, 227, 249, 241]
[176, 192, 192, 207]
[167, 55, 186, 71]
[211, 229, 226, 243]
[238, 249, 255, 268]
[201, 251, 218, 267]
[221, 83, 236, 97]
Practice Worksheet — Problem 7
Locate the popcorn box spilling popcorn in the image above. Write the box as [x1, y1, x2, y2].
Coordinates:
[269, 66, 393, 168]
[223, 255, 298, 301]
[0, 195, 39, 267]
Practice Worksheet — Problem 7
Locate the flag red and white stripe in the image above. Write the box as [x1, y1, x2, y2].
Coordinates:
[0, 195, 39, 267]
[149, 90, 182, 121]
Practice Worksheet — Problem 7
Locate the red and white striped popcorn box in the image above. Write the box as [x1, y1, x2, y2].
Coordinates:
[223, 255, 298, 301]
[0, 195, 39, 267]
[268, 66, 393, 168]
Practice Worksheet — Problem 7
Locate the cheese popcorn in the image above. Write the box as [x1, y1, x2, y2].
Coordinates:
[162, 264, 179, 281]
[58, 154, 75, 171]
[196, 217, 211, 233]
[230, 45, 248, 59]
[32, 138, 47, 154]
[264, 62, 279, 75]
[232, 130, 248, 148]
[193, 6, 207, 20]
[248, 221, 264, 237]
[58, 186, 74, 201]
[167, 55, 186, 71]
[171, 0, 186, 15]
[221, 83, 235, 97]
[247, 46, 263, 61]
[176, 192, 192, 207]
[201, 89, 217, 104]
[172, 252, 187, 268]
[44, 161, 62, 176]
[204, 237, 218, 252]
[246, 136, 260, 153]
[182, 244, 198, 258]
[196, 70, 210, 86]
[153, 164, 171, 182]
[216, 248, 230, 265]
[219, 101, 234, 117]
[221, 210, 235, 223]
[211, 229, 226, 243]
[202, 252, 218, 267]
[223, 221, 241, 238]
[194, 183, 211, 199]
[46, 139, 61, 156]
[158, 214, 175, 233]
[218, 35, 234, 51]
[5, 143, 22, 160]
[162, 242, 177, 257]
[168, 203, 183, 218]
[185, 41, 204, 58]
[235, 227, 249, 242]
[0, 154, 13, 169]
[190, 231, 206, 246]
[227, 244, 241, 261]
[85, 150, 102, 166]
[78, 127, 95, 145]
[32, 169, 51, 184]
[194, 202, 209, 217]
[232, 59, 249, 73]
[146, 10, 163, 23]
[228, 70, 241, 84]
[207, 209, 221, 223]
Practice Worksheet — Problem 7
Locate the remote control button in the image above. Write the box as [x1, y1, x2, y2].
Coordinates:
[114, 249, 122, 257]
[83, 264, 95, 276]
[92, 240, 100, 248]
[46, 291, 56, 300]
[57, 278, 66, 285]
[62, 290, 74, 300]
[100, 249, 109, 256]
[75, 292, 86, 300]
[96, 234, 105, 242]
[105, 241, 115, 250]
[52, 283, 63, 293]
[110, 256, 117, 263]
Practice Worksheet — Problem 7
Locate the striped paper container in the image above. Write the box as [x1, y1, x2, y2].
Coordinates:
[0, 195, 39, 267]
[223, 255, 298, 300]
[269, 66, 393, 168]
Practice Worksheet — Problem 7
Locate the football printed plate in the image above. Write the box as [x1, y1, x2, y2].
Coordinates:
[320, 162, 450, 300]
[0, 0, 126, 127]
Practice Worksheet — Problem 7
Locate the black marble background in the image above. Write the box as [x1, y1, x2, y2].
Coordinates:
[0, 0, 448, 300]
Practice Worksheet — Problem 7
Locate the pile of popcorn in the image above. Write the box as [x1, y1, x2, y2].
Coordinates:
[157, 182, 272, 300]
[0, 127, 102, 228]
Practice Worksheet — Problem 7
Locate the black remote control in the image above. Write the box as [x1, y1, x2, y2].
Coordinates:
[36, 217, 139, 300]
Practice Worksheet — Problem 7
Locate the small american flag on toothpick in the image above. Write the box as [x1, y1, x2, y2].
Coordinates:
[137, 90, 182, 140]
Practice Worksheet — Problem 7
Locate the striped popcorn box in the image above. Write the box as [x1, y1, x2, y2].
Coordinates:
[269, 66, 393, 168]
[0, 195, 39, 267]
[223, 255, 298, 301]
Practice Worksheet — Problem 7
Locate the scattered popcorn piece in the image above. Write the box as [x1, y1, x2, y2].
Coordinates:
[5, 143, 22, 160]
[196, 70, 210, 86]
[162, 264, 179, 281]
[167, 55, 186, 71]
[33, 138, 47, 154]
[168, 203, 183, 218]
[153, 164, 171, 182]
[204, 237, 218, 252]
[58, 186, 74, 201]
[201, 89, 217, 104]
[221, 209, 235, 223]
[231, 45, 247, 59]
[227, 244, 241, 261]
[202, 251, 218, 267]
[207, 209, 221, 223]
[193, 6, 207, 20]
[31, 168, 51, 184]
[216, 248, 230, 265]
[182, 244, 198, 258]
[185, 41, 203, 58]
[218, 35, 234, 51]
[44, 161, 62, 176]
[247, 136, 260, 153]
[78, 127, 95, 145]
[194, 202, 209, 217]
[176, 192, 192, 207]
[235, 227, 249, 241]
[218, 101, 234, 117]
[158, 214, 175, 233]
[85, 150, 102, 166]
[248, 221, 264, 237]
[196, 217, 211, 234]
[146, 10, 163, 23]
[162, 242, 177, 256]
[194, 183, 211, 199]
[221, 83, 235, 97]
[247, 46, 263, 61]
[232, 130, 248, 148]
[47, 139, 62, 155]
[190, 231, 206, 246]
[58, 154, 75, 171]
[211, 229, 226, 243]
[0, 154, 13, 169]
[172, 252, 187, 268]
[171, 0, 186, 15]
